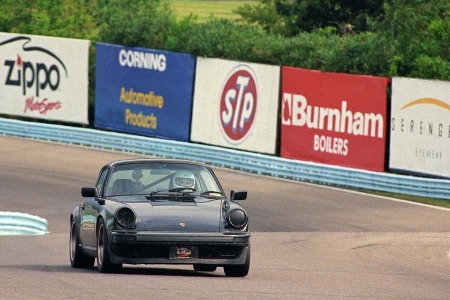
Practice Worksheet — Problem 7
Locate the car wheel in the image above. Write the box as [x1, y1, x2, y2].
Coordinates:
[70, 218, 95, 268]
[224, 246, 250, 277]
[193, 264, 217, 272]
[97, 218, 122, 273]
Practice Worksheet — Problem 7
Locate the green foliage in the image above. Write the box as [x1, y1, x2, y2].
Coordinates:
[380, 0, 449, 79]
[274, 0, 385, 35]
[0, 0, 98, 39]
[234, 0, 288, 35]
[0, 0, 447, 81]
[95, 0, 175, 49]
[167, 18, 267, 61]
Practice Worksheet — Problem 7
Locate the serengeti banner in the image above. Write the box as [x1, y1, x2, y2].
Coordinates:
[0, 32, 90, 124]
[94, 42, 195, 141]
[280, 67, 390, 172]
[390, 77, 449, 178]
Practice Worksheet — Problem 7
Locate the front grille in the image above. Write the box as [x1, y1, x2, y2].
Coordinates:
[198, 245, 243, 259]
[110, 244, 244, 260]
[111, 244, 170, 259]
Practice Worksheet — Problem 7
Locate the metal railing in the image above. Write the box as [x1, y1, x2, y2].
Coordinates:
[1, 118, 449, 200]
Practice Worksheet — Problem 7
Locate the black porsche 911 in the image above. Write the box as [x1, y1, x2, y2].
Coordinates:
[70, 158, 250, 277]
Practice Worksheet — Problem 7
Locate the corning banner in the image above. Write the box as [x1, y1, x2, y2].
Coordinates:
[0, 32, 90, 124]
[281, 67, 390, 172]
[390, 77, 449, 178]
[94, 43, 195, 141]
[190, 58, 280, 154]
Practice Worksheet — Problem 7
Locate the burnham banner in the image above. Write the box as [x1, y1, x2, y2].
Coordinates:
[281, 67, 390, 172]
[190, 58, 280, 155]
[0, 32, 90, 124]
[390, 77, 449, 178]
[95, 43, 195, 141]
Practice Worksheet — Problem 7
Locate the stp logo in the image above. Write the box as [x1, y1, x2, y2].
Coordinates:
[220, 65, 258, 144]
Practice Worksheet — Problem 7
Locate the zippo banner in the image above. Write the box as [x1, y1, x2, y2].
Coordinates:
[0, 32, 90, 124]
[281, 67, 390, 172]
[390, 77, 449, 178]
[95, 43, 195, 141]
[190, 58, 280, 154]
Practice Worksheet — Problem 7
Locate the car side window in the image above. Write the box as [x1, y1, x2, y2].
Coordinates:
[96, 167, 109, 197]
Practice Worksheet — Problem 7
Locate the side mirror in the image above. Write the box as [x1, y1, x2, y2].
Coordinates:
[230, 190, 247, 201]
[81, 187, 97, 198]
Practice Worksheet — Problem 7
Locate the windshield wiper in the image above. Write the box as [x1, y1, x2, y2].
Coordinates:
[148, 188, 196, 197]
[199, 191, 223, 196]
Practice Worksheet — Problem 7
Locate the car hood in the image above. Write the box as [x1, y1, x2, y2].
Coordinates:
[124, 197, 223, 232]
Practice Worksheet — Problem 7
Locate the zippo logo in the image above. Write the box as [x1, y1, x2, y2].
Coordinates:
[219, 65, 258, 144]
[1, 36, 67, 97]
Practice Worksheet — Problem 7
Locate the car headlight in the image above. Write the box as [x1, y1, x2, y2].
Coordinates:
[227, 209, 248, 229]
[115, 207, 136, 228]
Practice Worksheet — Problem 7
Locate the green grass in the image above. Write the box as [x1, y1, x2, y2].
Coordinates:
[171, 0, 256, 21]
[359, 189, 450, 208]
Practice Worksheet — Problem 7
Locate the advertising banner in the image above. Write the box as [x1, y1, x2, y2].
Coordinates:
[190, 58, 280, 154]
[281, 67, 390, 172]
[390, 77, 449, 178]
[94, 43, 195, 141]
[0, 32, 90, 124]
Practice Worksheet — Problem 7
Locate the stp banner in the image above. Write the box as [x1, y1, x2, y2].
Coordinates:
[0, 32, 90, 124]
[191, 58, 280, 154]
[95, 43, 195, 141]
[281, 67, 390, 172]
[390, 78, 449, 178]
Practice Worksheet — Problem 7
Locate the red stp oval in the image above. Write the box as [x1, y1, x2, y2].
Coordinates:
[219, 65, 258, 144]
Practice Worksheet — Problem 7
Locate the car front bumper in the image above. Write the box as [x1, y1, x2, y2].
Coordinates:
[108, 231, 250, 265]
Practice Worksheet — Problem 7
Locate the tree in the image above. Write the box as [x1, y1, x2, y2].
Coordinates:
[95, 0, 175, 49]
[381, 0, 450, 79]
[234, 0, 288, 35]
[277, 0, 385, 35]
[0, 0, 97, 39]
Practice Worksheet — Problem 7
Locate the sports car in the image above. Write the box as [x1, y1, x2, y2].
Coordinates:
[70, 158, 250, 276]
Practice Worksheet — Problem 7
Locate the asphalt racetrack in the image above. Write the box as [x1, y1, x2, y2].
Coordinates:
[1, 135, 450, 299]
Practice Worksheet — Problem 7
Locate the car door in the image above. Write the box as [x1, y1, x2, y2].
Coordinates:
[80, 167, 109, 248]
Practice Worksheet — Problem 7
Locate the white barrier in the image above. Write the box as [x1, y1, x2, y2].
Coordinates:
[0, 212, 48, 235]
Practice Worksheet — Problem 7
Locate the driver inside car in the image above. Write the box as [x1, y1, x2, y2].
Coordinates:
[173, 171, 195, 189]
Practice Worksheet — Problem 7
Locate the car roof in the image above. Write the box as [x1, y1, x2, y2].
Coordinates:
[105, 158, 210, 169]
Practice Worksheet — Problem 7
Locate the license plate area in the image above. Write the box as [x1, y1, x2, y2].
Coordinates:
[169, 246, 198, 259]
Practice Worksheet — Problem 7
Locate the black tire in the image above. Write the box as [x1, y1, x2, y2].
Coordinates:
[224, 246, 250, 277]
[193, 264, 217, 272]
[96, 218, 122, 273]
[70, 218, 95, 268]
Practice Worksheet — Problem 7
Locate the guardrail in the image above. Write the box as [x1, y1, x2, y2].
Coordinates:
[0, 118, 449, 199]
[0, 212, 48, 235]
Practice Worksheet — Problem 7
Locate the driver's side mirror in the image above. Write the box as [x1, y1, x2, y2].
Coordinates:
[81, 187, 97, 198]
[230, 190, 247, 201]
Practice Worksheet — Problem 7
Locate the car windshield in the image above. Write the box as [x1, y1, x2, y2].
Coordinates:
[104, 162, 223, 198]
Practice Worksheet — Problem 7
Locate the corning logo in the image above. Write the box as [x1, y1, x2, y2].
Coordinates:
[118, 49, 166, 72]
[1, 36, 68, 97]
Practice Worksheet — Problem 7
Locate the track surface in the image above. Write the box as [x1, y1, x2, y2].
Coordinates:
[1, 136, 450, 299]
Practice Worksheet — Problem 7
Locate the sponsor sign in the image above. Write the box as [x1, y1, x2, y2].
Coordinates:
[0, 32, 90, 124]
[281, 67, 390, 172]
[94, 43, 195, 141]
[390, 77, 449, 178]
[190, 58, 280, 154]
